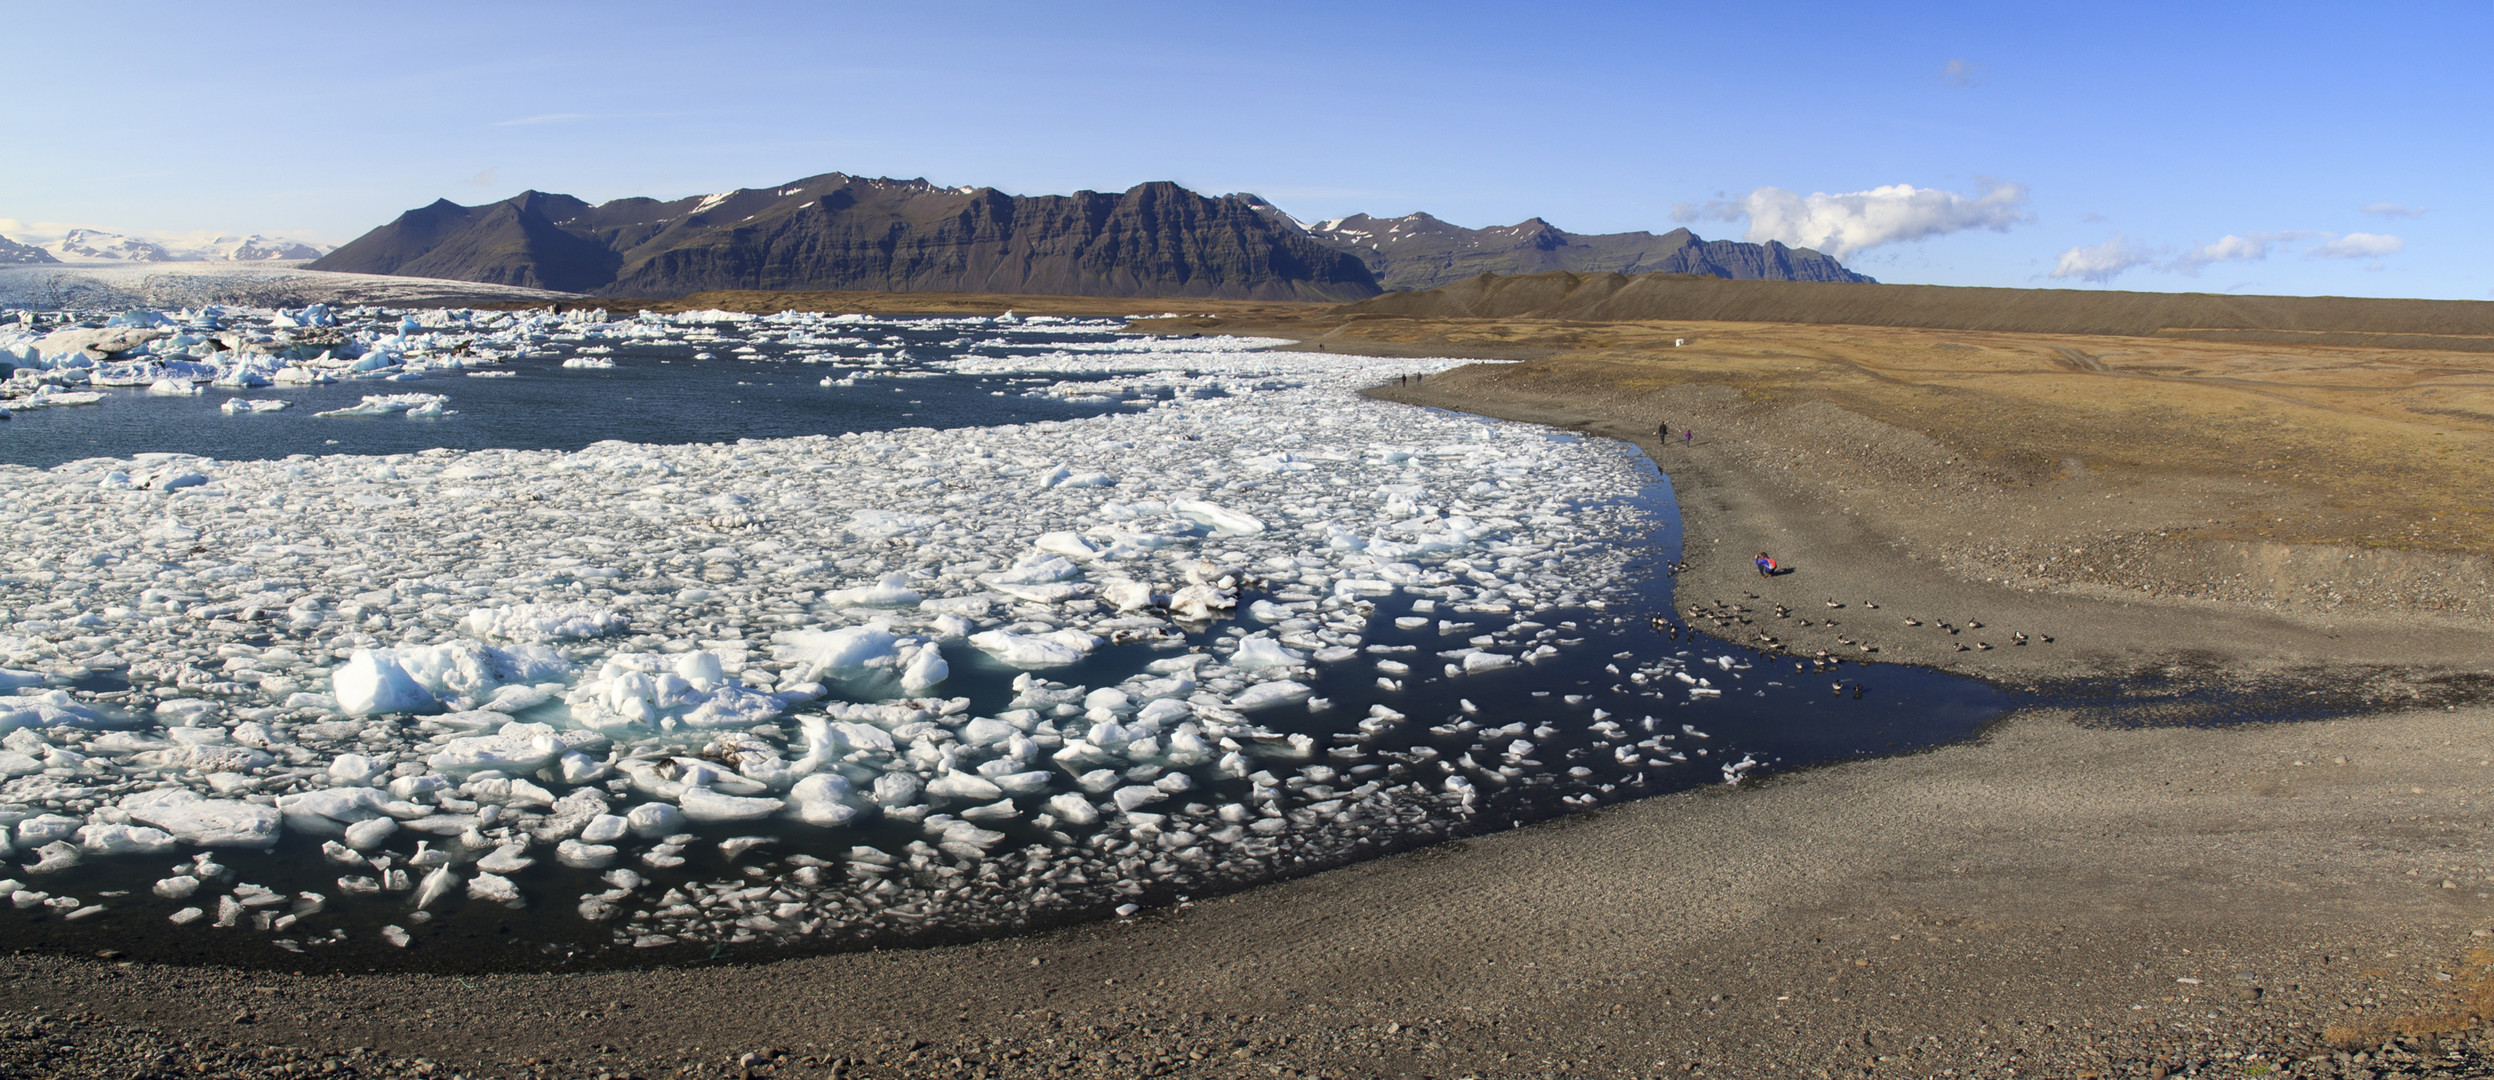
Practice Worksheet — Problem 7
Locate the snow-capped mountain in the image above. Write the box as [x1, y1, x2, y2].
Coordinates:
[0, 234, 59, 265]
[27, 227, 329, 264]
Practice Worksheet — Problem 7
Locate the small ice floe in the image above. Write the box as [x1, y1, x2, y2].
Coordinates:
[314, 393, 449, 418]
[1721, 754, 1759, 784]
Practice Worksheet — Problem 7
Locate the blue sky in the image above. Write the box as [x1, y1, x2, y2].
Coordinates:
[5, 1, 2484, 298]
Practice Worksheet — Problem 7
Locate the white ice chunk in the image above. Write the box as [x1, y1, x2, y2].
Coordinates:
[1172, 499, 1266, 535]
[625, 802, 684, 837]
[1230, 681, 1314, 711]
[677, 787, 784, 823]
[343, 816, 399, 851]
[900, 644, 949, 692]
[77, 824, 176, 856]
[119, 790, 281, 848]
[556, 839, 619, 868]
[331, 649, 439, 717]
[429, 723, 565, 778]
[770, 626, 901, 684]
[411, 866, 460, 909]
[785, 773, 865, 827]
[1044, 792, 1102, 825]
[925, 772, 1005, 802]
[459, 602, 628, 643]
[276, 787, 392, 837]
[1230, 634, 1306, 671]
[968, 628, 1100, 668]
[820, 574, 922, 608]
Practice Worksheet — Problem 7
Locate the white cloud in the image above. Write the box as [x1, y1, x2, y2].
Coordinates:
[1670, 200, 1741, 224]
[1709, 179, 2030, 257]
[2050, 234, 2157, 283]
[2308, 232, 2404, 259]
[0, 218, 75, 245]
[2166, 231, 2317, 275]
[2360, 203, 2429, 219]
[1940, 58, 1986, 87]
[466, 167, 499, 188]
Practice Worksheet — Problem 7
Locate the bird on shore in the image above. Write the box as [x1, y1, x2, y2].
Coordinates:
[1903, 618, 1921, 627]
[1966, 620, 1984, 629]
[1825, 600, 1843, 609]
[2013, 631, 2029, 645]
[1976, 641, 1992, 650]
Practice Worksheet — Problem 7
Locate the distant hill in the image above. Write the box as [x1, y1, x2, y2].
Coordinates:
[312, 175, 1383, 302]
[1302, 213, 1872, 290]
[1341, 270, 2494, 347]
[0, 235, 59, 265]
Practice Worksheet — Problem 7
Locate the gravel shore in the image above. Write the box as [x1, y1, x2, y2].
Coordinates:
[6, 705, 2494, 1079]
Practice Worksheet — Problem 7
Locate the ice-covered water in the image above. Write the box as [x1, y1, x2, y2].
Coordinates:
[0, 307, 1165, 468]
[0, 305, 2009, 970]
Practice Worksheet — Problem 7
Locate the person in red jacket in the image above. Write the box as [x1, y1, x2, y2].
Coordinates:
[1754, 552, 1778, 577]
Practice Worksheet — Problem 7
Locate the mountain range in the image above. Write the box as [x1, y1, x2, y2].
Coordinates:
[309, 172, 1872, 299]
[0, 228, 328, 265]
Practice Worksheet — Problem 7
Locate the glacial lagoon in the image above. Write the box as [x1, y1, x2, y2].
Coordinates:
[0, 307, 2009, 970]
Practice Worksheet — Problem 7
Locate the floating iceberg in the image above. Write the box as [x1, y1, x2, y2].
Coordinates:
[315, 393, 448, 418]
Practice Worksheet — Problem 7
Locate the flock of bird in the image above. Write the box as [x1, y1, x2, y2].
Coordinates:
[1643, 551, 2059, 709]
[1645, 588, 2056, 704]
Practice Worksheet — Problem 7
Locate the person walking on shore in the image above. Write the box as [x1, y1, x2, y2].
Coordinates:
[1755, 552, 1778, 578]
[1682, 429, 1692, 446]
[1656, 420, 1668, 440]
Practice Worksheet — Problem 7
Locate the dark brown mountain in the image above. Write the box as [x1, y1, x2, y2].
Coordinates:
[1302, 212, 1872, 290]
[311, 175, 1382, 301]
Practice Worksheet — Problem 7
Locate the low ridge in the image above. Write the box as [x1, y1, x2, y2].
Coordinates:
[1305, 213, 1870, 290]
[1343, 270, 2494, 343]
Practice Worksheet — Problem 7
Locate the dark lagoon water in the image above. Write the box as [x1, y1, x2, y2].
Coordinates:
[1, 322, 1141, 469]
